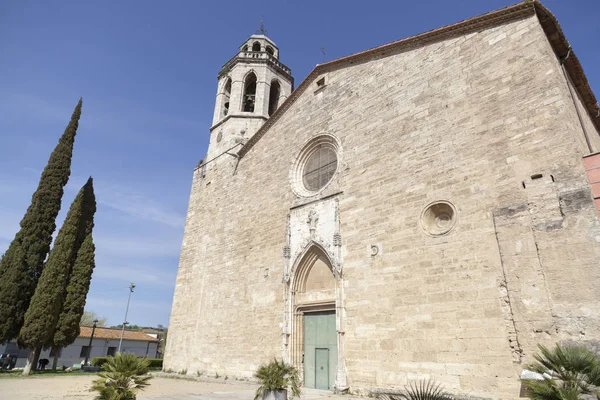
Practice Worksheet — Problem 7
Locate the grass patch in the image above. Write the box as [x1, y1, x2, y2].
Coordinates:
[0, 369, 96, 378]
[0, 370, 21, 377]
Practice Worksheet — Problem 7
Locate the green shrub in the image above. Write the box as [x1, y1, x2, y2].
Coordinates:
[93, 357, 161, 370]
[254, 358, 300, 400]
[92, 357, 109, 367]
[522, 344, 600, 400]
[147, 359, 163, 369]
[399, 381, 453, 400]
[91, 353, 152, 400]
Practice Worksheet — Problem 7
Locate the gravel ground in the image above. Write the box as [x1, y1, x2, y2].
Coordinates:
[0, 374, 368, 399]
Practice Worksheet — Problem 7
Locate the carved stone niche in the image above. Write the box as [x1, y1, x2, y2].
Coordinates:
[287, 197, 341, 279]
[420, 200, 457, 237]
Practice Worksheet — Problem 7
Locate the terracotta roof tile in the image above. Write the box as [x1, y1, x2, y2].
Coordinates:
[79, 326, 159, 342]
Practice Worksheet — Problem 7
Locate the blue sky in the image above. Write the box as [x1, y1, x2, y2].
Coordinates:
[1, 0, 598, 327]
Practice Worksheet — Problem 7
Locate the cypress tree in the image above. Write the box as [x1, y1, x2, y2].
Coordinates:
[19, 177, 95, 375]
[51, 182, 96, 371]
[51, 232, 96, 370]
[0, 98, 83, 343]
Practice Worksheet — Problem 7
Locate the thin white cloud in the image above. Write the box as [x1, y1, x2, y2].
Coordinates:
[0, 94, 73, 123]
[86, 296, 171, 311]
[0, 178, 36, 197]
[0, 239, 9, 256]
[0, 92, 205, 146]
[22, 167, 41, 175]
[93, 264, 176, 287]
[94, 235, 182, 258]
[98, 188, 185, 228]
[0, 209, 22, 252]
[64, 178, 185, 229]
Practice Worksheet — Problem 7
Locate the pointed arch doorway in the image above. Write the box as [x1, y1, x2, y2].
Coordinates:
[288, 244, 338, 390]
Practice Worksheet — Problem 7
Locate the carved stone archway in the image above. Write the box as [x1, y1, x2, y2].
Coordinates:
[284, 242, 347, 391]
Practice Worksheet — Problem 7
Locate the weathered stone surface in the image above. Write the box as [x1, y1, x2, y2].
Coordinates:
[165, 9, 600, 400]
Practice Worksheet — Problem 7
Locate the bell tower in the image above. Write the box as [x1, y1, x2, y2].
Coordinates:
[207, 34, 294, 160]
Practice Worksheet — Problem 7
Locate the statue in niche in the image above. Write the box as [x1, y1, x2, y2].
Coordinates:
[307, 209, 318, 237]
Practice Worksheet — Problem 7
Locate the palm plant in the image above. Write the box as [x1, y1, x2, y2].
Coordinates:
[523, 344, 600, 400]
[254, 358, 301, 400]
[91, 353, 152, 400]
[396, 380, 454, 400]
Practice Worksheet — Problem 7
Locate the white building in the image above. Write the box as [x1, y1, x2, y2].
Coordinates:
[0, 327, 159, 369]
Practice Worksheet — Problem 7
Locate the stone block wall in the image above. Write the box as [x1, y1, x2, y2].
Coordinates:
[166, 12, 600, 399]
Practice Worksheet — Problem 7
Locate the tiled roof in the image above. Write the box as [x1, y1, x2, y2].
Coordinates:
[236, 0, 599, 159]
[79, 326, 159, 342]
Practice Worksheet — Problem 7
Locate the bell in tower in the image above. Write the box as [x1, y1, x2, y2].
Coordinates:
[207, 32, 294, 161]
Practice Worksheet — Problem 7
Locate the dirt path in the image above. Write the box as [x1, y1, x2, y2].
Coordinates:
[0, 374, 96, 399]
[0, 374, 367, 399]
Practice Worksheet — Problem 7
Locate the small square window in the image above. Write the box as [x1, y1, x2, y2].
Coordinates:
[80, 346, 89, 358]
[316, 77, 326, 87]
[107, 347, 117, 357]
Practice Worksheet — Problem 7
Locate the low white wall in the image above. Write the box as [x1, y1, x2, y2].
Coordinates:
[0, 337, 158, 369]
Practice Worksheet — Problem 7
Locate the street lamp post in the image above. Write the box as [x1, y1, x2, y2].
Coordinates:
[118, 283, 135, 353]
[84, 319, 98, 366]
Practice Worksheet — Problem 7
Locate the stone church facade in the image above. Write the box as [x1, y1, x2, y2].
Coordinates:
[165, 2, 600, 398]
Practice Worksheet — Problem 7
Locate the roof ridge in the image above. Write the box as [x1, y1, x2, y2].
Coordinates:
[317, 1, 533, 70]
[237, 1, 535, 158]
[79, 326, 159, 342]
[236, 0, 598, 159]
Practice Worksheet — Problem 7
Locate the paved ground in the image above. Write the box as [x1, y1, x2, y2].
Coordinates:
[0, 374, 369, 399]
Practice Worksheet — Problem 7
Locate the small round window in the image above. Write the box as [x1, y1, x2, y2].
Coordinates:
[303, 146, 337, 191]
[291, 134, 340, 197]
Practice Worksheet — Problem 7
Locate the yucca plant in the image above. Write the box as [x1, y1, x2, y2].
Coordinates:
[254, 358, 301, 400]
[91, 353, 152, 400]
[523, 344, 600, 400]
[396, 380, 453, 400]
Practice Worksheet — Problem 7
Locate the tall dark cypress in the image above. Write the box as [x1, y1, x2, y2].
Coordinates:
[0, 98, 82, 343]
[51, 232, 96, 369]
[19, 178, 95, 374]
[52, 182, 96, 370]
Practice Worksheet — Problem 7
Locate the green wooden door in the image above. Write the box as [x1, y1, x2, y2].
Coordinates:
[304, 311, 337, 390]
[315, 348, 330, 389]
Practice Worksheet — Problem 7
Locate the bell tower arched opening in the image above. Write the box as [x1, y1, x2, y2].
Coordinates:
[242, 72, 257, 112]
[268, 80, 281, 116]
[222, 78, 231, 117]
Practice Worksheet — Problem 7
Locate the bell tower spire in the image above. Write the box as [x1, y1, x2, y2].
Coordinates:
[207, 33, 294, 160]
[257, 18, 267, 35]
